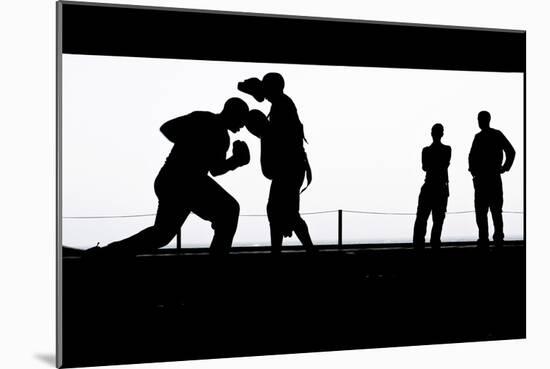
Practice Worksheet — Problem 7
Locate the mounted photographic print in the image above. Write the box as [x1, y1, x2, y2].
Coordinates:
[56, 1, 526, 367]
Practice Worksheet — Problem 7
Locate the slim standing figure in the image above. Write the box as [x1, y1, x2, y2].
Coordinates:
[468, 110, 515, 248]
[413, 123, 451, 249]
[239, 73, 315, 253]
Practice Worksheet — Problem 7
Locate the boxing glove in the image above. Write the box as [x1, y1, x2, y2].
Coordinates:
[232, 140, 251, 167]
[237, 78, 265, 102]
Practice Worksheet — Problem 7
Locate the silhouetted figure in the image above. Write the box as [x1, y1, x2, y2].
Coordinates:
[87, 98, 250, 257]
[469, 111, 515, 248]
[413, 124, 451, 250]
[239, 73, 315, 253]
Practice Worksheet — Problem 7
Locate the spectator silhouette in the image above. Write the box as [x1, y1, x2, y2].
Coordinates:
[468, 111, 515, 248]
[413, 124, 451, 250]
[239, 73, 315, 253]
[86, 98, 250, 257]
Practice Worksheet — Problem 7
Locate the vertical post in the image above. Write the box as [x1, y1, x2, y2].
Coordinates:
[176, 228, 181, 252]
[338, 209, 343, 247]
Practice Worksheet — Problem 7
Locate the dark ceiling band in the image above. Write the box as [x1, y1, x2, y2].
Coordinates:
[60, 2, 525, 73]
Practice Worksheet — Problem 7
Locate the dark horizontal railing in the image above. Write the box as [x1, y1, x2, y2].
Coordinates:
[62, 208, 524, 251]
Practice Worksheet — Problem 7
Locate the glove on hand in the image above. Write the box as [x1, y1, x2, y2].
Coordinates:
[232, 140, 250, 167]
[237, 78, 265, 102]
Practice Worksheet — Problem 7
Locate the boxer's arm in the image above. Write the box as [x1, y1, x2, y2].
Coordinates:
[210, 141, 250, 177]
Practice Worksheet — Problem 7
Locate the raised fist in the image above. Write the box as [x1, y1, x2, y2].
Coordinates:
[232, 140, 250, 167]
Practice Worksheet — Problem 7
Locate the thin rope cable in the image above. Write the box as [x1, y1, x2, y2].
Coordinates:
[343, 210, 523, 215]
[63, 213, 157, 219]
[239, 210, 338, 217]
[63, 209, 523, 219]
[63, 210, 338, 219]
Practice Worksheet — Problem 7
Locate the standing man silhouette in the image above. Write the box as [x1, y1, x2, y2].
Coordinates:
[88, 97, 250, 256]
[238, 73, 315, 253]
[413, 123, 451, 249]
[468, 110, 515, 248]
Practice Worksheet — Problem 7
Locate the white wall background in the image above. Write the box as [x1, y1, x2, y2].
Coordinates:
[62, 56, 523, 248]
[1, 1, 548, 369]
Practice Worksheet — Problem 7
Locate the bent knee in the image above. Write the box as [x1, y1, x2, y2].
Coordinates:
[215, 197, 240, 223]
[227, 197, 240, 217]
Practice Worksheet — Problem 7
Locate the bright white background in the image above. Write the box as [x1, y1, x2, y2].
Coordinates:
[62, 56, 523, 248]
[0, 0, 548, 369]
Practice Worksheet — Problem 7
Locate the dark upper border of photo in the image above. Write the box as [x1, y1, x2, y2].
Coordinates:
[60, 1, 526, 73]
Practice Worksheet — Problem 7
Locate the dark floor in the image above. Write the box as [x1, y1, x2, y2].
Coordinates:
[60, 242, 526, 368]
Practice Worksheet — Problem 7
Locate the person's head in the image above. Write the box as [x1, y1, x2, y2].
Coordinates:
[220, 97, 249, 133]
[431, 123, 444, 142]
[478, 110, 491, 130]
[261, 72, 285, 101]
[245, 109, 268, 138]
